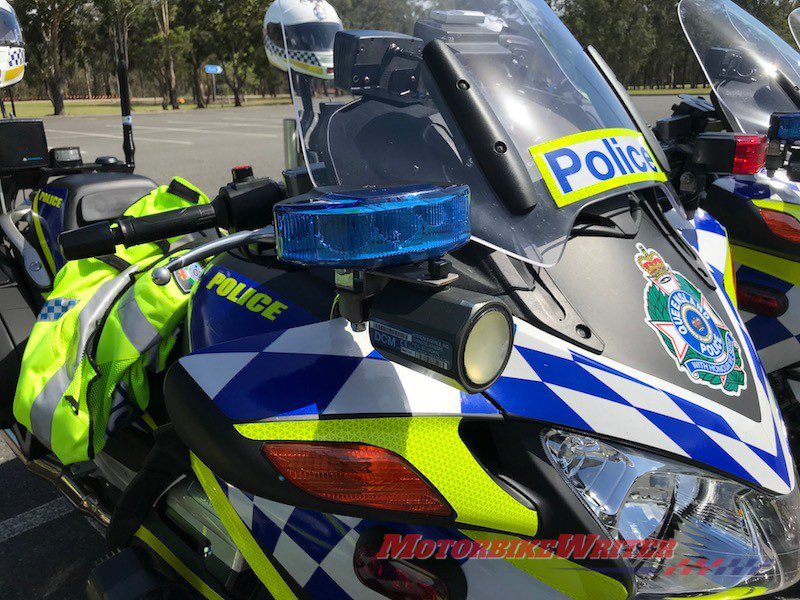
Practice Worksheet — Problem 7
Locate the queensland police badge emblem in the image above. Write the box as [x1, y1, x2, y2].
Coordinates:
[635, 244, 747, 396]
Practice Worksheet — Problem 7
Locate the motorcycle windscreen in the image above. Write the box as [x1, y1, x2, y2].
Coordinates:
[680, 0, 800, 135]
[0, 6, 21, 46]
[278, 0, 676, 268]
[791, 8, 800, 51]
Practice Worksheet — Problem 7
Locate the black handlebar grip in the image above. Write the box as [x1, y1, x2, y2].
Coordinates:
[59, 222, 119, 261]
[116, 204, 218, 247]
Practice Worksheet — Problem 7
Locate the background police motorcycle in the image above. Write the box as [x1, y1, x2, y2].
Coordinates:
[4, 0, 800, 598]
[0, 0, 24, 96]
[655, 0, 800, 456]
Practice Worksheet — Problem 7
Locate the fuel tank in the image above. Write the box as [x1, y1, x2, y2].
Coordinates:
[187, 250, 335, 351]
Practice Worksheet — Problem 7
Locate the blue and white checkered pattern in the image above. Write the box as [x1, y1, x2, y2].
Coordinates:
[7, 48, 23, 68]
[712, 171, 800, 373]
[219, 479, 577, 600]
[37, 298, 77, 322]
[181, 210, 793, 493]
[489, 318, 793, 494]
[180, 319, 500, 423]
[736, 266, 800, 373]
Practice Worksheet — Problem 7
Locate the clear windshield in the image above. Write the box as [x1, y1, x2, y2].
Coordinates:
[280, 0, 674, 267]
[0, 7, 22, 45]
[791, 8, 800, 51]
[680, 0, 800, 136]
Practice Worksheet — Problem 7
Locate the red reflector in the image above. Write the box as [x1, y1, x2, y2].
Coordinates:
[737, 281, 789, 318]
[355, 542, 449, 600]
[261, 442, 452, 516]
[733, 135, 768, 174]
[760, 208, 800, 243]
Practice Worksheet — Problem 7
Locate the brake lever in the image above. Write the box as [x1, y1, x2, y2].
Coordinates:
[152, 225, 276, 286]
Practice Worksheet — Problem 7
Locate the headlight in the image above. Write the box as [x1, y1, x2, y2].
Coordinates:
[542, 429, 800, 598]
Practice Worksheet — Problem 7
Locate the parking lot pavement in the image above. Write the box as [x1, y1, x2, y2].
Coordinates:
[0, 441, 106, 599]
[38, 104, 295, 194]
[632, 94, 684, 125]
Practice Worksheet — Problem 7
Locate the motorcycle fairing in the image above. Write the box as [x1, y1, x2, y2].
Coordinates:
[192, 455, 629, 600]
[30, 186, 69, 276]
[188, 260, 327, 352]
[179, 309, 792, 494]
[735, 252, 800, 373]
[179, 319, 501, 422]
[489, 318, 792, 494]
[702, 173, 800, 372]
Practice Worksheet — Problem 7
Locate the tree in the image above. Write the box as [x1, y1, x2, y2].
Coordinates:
[175, 0, 216, 108]
[150, 0, 180, 109]
[210, 0, 269, 107]
[14, 0, 84, 114]
[558, 0, 656, 85]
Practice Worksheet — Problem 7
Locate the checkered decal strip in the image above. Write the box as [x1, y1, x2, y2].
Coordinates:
[680, 209, 800, 372]
[179, 319, 500, 422]
[7, 48, 24, 67]
[219, 479, 573, 599]
[736, 266, 800, 373]
[182, 210, 793, 493]
[37, 298, 77, 322]
[490, 320, 792, 494]
[266, 39, 323, 66]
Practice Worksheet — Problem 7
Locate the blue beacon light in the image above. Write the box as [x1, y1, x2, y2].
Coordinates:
[274, 184, 471, 269]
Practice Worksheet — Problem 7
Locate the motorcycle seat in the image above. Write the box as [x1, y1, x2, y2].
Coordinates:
[45, 172, 157, 231]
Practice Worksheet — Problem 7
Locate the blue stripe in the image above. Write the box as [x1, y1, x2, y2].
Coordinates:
[638, 409, 756, 485]
[488, 377, 592, 431]
[461, 392, 500, 415]
[212, 353, 363, 421]
[665, 393, 741, 441]
[695, 211, 727, 237]
[517, 348, 630, 406]
[736, 265, 794, 294]
[745, 315, 793, 351]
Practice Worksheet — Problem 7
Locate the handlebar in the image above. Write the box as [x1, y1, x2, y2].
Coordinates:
[58, 173, 284, 261]
[59, 204, 218, 261]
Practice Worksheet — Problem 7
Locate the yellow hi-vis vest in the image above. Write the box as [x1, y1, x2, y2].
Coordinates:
[14, 178, 210, 464]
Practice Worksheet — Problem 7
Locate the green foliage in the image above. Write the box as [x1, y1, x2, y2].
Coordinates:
[12, 0, 800, 111]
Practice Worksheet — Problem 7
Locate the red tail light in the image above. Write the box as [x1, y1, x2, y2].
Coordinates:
[737, 281, 789, 318]
[261, 442, 452, 515]
[733, 135, 768, 174]
[760, 208, 800, 243]
[355, 543, 449, 600]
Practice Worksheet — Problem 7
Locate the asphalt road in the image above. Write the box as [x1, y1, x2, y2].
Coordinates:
[39, 104, 296, 195]
[35, 94, 684, 193]
[6, 95, 797, 599]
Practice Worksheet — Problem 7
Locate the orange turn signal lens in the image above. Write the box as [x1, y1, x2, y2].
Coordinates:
[760, 208, 800, 244]
[261, 441, 452, 516]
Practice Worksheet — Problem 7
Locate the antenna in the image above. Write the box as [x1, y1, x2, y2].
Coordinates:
[115, 11, 135, 168]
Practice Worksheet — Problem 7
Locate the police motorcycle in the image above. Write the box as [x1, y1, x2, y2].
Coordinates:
[654, 0, 800, 456]
[0, 4, 158, 432]
[0, 0, 24, 113]
[6, 0, 800, 598]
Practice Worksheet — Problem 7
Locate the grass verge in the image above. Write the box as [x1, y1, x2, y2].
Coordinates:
[9, 96, 294, 118]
